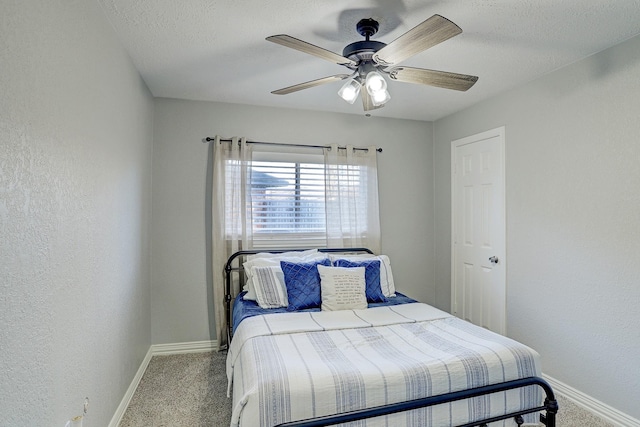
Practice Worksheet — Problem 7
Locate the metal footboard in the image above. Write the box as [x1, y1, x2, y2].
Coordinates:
[276, 376, 558, 427]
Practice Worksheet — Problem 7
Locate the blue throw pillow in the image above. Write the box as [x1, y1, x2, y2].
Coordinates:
[334, 259, 387, 303]
[281, 258, 332, 311]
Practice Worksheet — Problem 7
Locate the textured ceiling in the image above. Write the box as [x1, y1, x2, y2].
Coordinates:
[98, 0, 640, 121]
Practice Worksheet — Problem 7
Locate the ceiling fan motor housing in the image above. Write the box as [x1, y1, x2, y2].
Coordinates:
[342, 40, 386, 62]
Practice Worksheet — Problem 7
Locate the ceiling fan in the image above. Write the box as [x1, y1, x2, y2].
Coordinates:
[267, 14, 478, 112]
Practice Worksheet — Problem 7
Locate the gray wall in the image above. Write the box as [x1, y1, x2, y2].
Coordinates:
[151, 98, 434, 344]
[1, 1, 154, 425]
[433, 35, 640, 418]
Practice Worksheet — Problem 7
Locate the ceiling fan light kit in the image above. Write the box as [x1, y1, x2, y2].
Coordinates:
[365, 71, 386, 93]
[267, 14, 478, 112]
[338, 78, 362, 104]
[371, 87, 391, 107]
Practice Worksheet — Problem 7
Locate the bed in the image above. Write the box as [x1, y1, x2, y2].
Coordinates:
[224, 248, 558, 427]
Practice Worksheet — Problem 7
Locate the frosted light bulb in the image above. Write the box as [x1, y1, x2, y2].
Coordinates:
[365, 72, 387, 95]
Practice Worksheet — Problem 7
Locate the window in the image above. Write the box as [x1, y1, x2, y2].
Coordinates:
[250, 156, 329, 248]
[220, 142, 380, 252]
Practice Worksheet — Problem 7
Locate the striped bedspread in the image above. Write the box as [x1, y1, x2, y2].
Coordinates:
[226, 303, 542, 427]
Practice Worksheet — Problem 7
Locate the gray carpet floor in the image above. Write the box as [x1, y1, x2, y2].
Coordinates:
[119, 351, 232, 426]
[119, 351, 614, 426]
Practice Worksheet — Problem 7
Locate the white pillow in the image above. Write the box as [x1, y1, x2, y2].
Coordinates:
[243, 252, 329, 301]
[328, 254, 396, 297]
[246, 249, 318, 261]
[318, 265, 367, 311]
[251, 266, 288, 309]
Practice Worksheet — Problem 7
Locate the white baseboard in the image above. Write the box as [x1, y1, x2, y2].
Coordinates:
[151, 340, 218, 355]
[108, 347, 153, 427]
[109, 340, 218, 426]
[543, 374, 640, 427]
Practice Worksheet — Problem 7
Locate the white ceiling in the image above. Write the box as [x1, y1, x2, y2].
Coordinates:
[98, 0, 640, 121]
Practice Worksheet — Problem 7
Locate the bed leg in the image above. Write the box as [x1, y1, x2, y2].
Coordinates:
[542, 397, 559, 427]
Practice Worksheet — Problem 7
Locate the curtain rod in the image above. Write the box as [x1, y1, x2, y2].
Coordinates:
[203, 137, 382, 153]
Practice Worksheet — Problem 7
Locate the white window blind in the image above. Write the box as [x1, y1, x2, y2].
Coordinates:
[250, 158, 330, 248]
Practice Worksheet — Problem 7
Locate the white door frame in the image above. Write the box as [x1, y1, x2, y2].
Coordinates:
[450, 126, 506, 334]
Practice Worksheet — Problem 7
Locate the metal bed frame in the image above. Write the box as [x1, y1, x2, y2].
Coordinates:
[224, 248, 558, 427]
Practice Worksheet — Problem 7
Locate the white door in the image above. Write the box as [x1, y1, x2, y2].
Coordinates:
[451, 127, 506, 335]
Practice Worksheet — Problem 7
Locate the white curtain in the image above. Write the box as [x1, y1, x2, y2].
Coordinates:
[211, 136, 252, 350]
[323, 144, 381, 254]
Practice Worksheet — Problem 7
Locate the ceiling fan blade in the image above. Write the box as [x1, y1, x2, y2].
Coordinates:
[271, 74, 351, 95]
[388, 67, 478, 91]
[373, 14, 462, 66]
[361, 88, 384, 112]
[267, 35, 357, 67]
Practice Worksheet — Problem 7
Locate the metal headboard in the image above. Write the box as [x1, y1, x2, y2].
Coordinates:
[224, 247, 374, 340]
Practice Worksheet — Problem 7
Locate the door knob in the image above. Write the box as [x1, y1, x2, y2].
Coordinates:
[489, 256, 499, 264]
